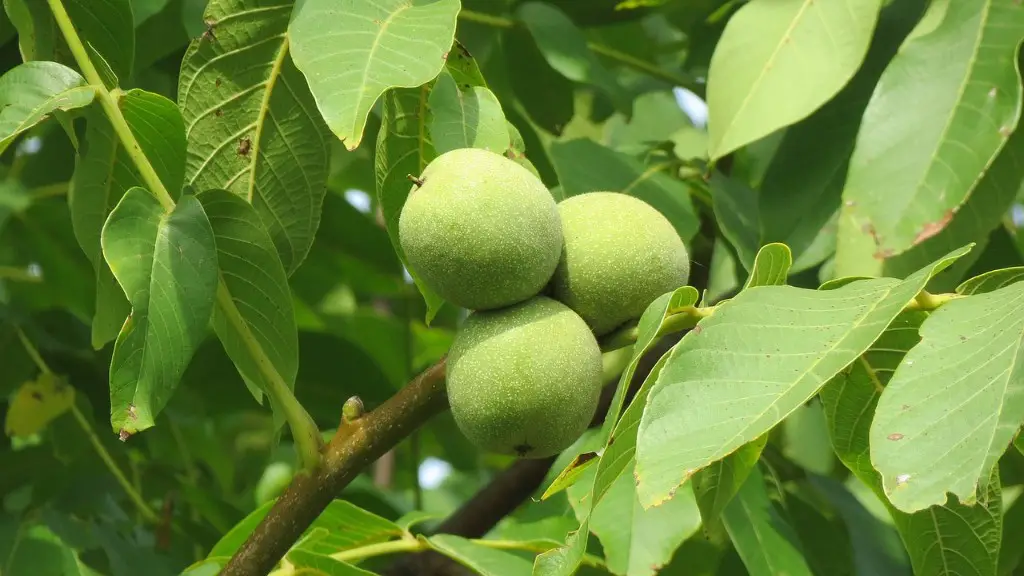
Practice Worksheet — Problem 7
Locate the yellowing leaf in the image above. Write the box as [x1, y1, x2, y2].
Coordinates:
[4, 372, 75, 437]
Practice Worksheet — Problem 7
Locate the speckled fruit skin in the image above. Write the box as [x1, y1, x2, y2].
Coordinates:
[447, 296, 603, 458]
[551, 192, 690, 336]
[398, 148, 562, 311]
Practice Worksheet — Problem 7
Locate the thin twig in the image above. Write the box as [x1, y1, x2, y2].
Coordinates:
[15, 327, 161, 524]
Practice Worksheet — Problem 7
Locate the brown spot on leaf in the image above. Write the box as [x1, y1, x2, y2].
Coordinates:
[888, 433, 904, 441]
[215, 78, 221, 88]
[237, 137, 251, 157]
[1001, 125, 1014, 137]
[215, 109, 223, 117]
[912, 210, 954, 245]
[442, 51, 449, 60]
[692, 325, 703, 335]
[513, 442, 533, 457]
[118, 429, 131, 442]
[30, 391, 43, 401]
[201, 19, 217, 42]
[873, 248, 895, 260]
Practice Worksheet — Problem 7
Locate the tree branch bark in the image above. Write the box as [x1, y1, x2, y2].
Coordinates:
[221, 359, 449, 576]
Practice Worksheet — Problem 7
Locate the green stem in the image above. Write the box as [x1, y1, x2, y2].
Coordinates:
[0, 266, 41, 283]
[215, 284, 323, 470]
[15, 327, 161, 524]
[908, 290, 962, 311]
[322, 537, 605, 567]
[45, 0, 173, 211]
[457, 8, 697, 90]
[46, 0, 323, 471]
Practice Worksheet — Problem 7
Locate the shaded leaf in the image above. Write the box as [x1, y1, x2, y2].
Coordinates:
[549, 139, 698, 242]
[375, 87, 445, 321]
[0, 61, 93, 156]
[706, 0, 883, 159]
[101, 189, 218, 435]
[721, 466, 814, 576]
[871, 280, 1024, 512]
[820, 311, 1004, 576]
[841, 0, 1024, 257]
[635, 246, 970, 507]
[288, 0, 460, 150]
[179, 0, 331, 274]
[3, 372, 74, 437]
[428, 70, 509, 155]
[708, 171, 759, 270]
[5, 0, 134, 87]
[503, 26, 574, 135]
[197, 189, 298, 411]
[516, 2, 627, 109]
[70, 90, 186, 349]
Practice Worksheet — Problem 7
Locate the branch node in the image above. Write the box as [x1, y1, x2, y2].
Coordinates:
[407, 174, 425, 187]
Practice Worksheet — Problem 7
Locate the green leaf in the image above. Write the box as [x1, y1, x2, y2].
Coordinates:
[705, 0, 883, 159]
[197, 189, 298, 411]
[130, 0, 168, 26]
[721, 467, 814, 576]
[871, 280, 1024, 512]
[691, 243, 789, 528]
[428, 535, 533, 576]
[709, 172, 759, 270]
[635, 246, 971, 508]
[743, 243, 793, 289]
[606, 92, 697, 156]
[208, 499, 401, 558]
[882, 100, 1024, 289]
[548, 139, 699, 243]
[590, 472, 702, 576]
[5, 0, 134, 87]
[288, 0, 460, 150]
[428, 70, 509, 155]
[516, 2, 627, 110]
[759, 0, 927, 275]
[375, 87, 445, 321]
[536, 288, 699, 576]
[957, 266, 1024, 295]
[0, 61, 94, 156]
[692, 437, 768, 531]
[503, 26, 574, 135]
[841, 0, 1024, 258]
[70, 90, 186, 349]
[101, 189, 218, 436]
[285, 550, 376, 575]
[179, 0, 331, 274]
[820, 311, 1004, 576]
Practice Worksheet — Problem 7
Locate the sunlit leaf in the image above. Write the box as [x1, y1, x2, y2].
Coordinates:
[429, 70, 509, 155]
[871, 280, 1024, 512]
[288, 0, 460, 150]
[635, 246, 970, 508]
[101, 189, 218, 436]
[957, 266, 1024, 295]
[706, 0, 883, 159]
[820, 311, 1004, 576]
[179, 0, 331, 274]
[70, 90, 186, 349]
[3, 372, 75, 437]
[841, 0, 1024, 258]
[0, 62, 93, 156]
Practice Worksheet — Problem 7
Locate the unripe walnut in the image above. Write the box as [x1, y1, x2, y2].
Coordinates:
[399, 148, 562, 311]
[446, 296, 602, 458]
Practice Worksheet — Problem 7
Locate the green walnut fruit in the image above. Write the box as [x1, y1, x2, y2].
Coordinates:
[551, 192, 690, 336]
[447, 296, 602, 458]
[399, 148, 562, 311]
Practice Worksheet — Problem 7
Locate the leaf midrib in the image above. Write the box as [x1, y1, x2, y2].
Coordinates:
[716, 0, 816, 152]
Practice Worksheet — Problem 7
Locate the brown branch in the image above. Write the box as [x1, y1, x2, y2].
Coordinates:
[221, 359, 449, 576]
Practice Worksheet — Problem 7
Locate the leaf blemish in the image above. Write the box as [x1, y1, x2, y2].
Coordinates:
[912, 209, 954, 245]
[887, 433, 904, 441]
